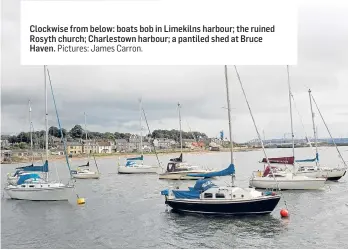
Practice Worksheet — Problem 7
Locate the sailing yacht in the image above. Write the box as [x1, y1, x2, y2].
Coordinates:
[294, 89, 346, 181]
[158, 103, 214, 180]
[71, 112, 100, 179]
[160, 66, 281, 215]
[249, 66, 326, 190]
[118, 99, 158, 174]
[6, 100, 43, 185]
[4, 66, 73, 201]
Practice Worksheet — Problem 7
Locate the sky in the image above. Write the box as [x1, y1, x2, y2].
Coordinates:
[1, 0, 348, 143]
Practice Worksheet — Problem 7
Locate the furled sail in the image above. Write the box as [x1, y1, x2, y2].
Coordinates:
[296, 153, 319, 162]
[261, 156, 294, 165]
[126, 155, 144, 161]
[187, 163, 235, 178]
[14, 160, 49, 176]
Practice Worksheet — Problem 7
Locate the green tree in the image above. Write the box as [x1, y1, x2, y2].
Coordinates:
[70, 125, 83, 138]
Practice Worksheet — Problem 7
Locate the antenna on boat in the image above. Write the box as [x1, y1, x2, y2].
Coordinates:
[309, 91, 347, 168]
[308, 89, 319, 166]
[178, 103, 183, 156]
[224, 65, 235, 187]
[287, 66, 296, 173]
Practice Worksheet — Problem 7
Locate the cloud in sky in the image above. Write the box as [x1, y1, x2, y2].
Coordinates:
[1, 0, 348, 142]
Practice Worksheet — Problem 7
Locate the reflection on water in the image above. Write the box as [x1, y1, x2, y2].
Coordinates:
[2, 147, 348, 248]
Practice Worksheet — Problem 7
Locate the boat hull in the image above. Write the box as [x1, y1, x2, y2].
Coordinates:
[249, 177, 326, 190]
[165, 196, 281, 215]
[5, 185, 73, 201]
[296, 169, 346, 181]
[118, 165, 158, 174]
[159, 173, 204, 180]
[72, 173, 100, 179]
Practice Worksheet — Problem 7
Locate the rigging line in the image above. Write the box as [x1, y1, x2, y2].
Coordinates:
[233, 66, 286, 205]
[291, 94, 313, 149]
[310, 92, 347, 168]
[142, 107, 163, 171]
[46, 67, 79, 195]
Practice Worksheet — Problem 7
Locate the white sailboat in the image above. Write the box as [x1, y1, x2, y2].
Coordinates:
[294, 89, 346, 181]
[249, 66, 326, 190]
[71, 112, 100, 179]
[5, 66, 73, 201]
[159, 103, 214, 180]
[118, 98, 158, 174]
[7, 100, 38, 185]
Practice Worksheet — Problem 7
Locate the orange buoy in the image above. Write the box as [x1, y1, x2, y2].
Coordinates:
[280, 208, 289, 218]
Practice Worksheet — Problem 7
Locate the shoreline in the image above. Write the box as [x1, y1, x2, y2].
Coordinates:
[1, 147, 258, 164]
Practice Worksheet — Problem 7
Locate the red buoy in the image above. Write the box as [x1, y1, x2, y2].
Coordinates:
[280, 208, 289, 218]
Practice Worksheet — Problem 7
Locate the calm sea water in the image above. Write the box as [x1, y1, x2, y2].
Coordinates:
[2, 147, 348, 248]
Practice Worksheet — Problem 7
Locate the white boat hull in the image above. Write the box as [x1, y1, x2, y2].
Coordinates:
[296, 168, 346, 181]
[249, 176, 326, 190]
[5, 184, 73, 201]
[159, 173, 203, 180]
[72, 173, 100, 179]
[118, 165, 158, 174]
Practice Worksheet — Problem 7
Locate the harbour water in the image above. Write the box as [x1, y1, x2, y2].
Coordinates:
[1, 147, 348, 248]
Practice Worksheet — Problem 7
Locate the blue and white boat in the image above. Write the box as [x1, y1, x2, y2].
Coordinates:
[161, 164, 280, 215]
[5, 66, 73, 201]
[118, 99, 158, 174]
[118, 155, 158, 174]
[160, 66, 281, 215]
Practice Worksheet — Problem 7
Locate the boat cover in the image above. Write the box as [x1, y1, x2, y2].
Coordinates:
[126, 155, 143, 161]
[186, 163, 235, 178]
[17, 173, 42, 185]
[261, 157, 294, 164]
[14, 160, 49, 176]
[172, 179, 218, 199]
[296, 153, 319, 162]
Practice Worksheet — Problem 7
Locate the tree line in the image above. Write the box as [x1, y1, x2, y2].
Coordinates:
[4, 125, 209, 147]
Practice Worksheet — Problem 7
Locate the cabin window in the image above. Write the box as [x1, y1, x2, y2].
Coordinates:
[48, 185, 50, 187]
[21, 185, 26, 187]
[215, 193, 225, 198]
[29, 185, 34, 187]
[233, 195, 236, 198]
[204, 193, 213, 198]
[241, 195, 244, 198]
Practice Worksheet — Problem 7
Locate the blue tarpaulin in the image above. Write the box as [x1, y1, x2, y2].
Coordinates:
[187, 164, 235, 178]
[171, 179, 218, 199]
[172, 190, 200, 199]
[14, 160, 49, 176]
[17, 173, 41, 185]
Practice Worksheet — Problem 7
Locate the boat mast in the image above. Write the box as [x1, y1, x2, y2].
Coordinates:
[29, 100, 34, 163]
[287, 66, 295, 173]
[308, 89, 318, 166]
[139, 98, 143, 161]
[44, 65, 49, 181]
[84, 112, 90, 162]
[224, 65, 235, 187]
[178, 102, 183, 155]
